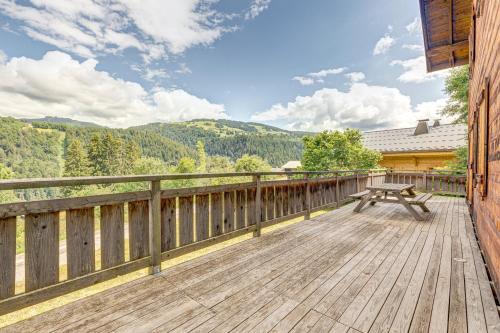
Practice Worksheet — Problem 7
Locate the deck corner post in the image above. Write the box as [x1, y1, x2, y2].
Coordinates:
[149, 180, 162, 274]
[335, 172, 340, 208]
[253, 174, 262, 237]
[305, 174, 311, 220]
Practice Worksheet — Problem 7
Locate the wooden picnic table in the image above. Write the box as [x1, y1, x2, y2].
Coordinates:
[353, 183, 428, 221]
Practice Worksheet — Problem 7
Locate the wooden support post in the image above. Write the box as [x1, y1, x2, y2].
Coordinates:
[253, 175, 262, 237]
[422, 171, 427, 192]
[149, 180, 161, 274]
[305, 174, 311, 220]
[356, 172, 360, 192]
[335, 172, 340, 208]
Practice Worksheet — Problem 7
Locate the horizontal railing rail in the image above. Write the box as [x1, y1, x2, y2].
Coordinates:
[0, 170, 370, 314]
[384, 170, 466, 196]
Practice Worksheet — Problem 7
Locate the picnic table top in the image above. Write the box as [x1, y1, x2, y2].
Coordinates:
[366, 183, 415, 192]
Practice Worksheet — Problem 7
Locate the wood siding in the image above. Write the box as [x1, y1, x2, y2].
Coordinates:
[468, 0, 500, 297]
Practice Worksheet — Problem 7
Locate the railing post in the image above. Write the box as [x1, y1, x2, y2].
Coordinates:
[253, 174, 262, 237]
[305, 174, 311, 220]
[356, 171, 360, 192]
[335, 172, 340, 208]
[422, 171, 427, 192]
[149, 180, 162, 274]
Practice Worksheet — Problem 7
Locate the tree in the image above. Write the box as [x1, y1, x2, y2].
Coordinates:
[441, 65, 469, 124]
[196, 140, 207, 173]
[122, 141, 141, 175]
[168, 157, 197, 188]
[301, 129, 381, 171]
[115, 157, 169, 192]
[445, 146, 468, 172]
[207, 156, 234, 185]
[87, 134, 104, 176]
[62, 139, 91, 197]
[0, 163, 17, 203]
[234, 154, 272, 172]
[63, 139, 90, 177]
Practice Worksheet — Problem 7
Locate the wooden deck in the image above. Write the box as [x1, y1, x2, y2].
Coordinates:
[2, 196, 499, 332]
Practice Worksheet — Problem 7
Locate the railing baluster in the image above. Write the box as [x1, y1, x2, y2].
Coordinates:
[305, 174, 311, 220]
[254, 175, 262, 237]
[149, 180, 161, 275]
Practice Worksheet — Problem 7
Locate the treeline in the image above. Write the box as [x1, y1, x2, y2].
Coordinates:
[0, 117, 62, 199]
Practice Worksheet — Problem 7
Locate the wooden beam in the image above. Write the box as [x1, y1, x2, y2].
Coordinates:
[449, 0, 454, 45]
[427, 40, 469, 57]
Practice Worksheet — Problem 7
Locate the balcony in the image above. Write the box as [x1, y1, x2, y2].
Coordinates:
[1, 171, 498, 332]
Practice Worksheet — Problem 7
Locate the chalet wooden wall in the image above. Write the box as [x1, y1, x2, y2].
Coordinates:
[469, 0, 500, 296]
[380, 152, 456, 171]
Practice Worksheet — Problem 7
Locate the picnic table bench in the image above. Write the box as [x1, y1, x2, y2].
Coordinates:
[349, 183, 431, 221]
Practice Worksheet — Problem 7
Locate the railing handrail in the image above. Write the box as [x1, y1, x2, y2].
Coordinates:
[0, 169, 373, 190]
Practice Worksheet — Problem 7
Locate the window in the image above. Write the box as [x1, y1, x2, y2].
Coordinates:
[474, 78, 490, 198]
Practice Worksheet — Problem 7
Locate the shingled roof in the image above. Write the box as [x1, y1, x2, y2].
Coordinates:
[362, 121, 466, 153]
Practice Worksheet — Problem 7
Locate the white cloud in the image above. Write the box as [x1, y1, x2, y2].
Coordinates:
[252, 83, 420, 131]
[0, 0, 257, 61]
[293, 76, 315, 86]
[252, 83, 451, 131]
[309, 67, 347, 78]
[0, 51, 227, 127]
[391, 56, 448, 83]
[402, 44, 424, 52]
[373, 35, 395, 55]
[176, 63, 192, 75]
[414, 98, 453, 123]
[143, 68, 169, 82]
[406, 17, 422, 35]
[345, 72, 365, 83]
[292, 67, 347, 85]
[0, 49, 6, 64]
[245, 0, 272, 20]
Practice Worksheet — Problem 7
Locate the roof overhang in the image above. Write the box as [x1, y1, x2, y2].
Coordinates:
[419, 0, 472, 72]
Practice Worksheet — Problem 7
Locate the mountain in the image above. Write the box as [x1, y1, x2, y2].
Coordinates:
[22, 116, 103, 128]
[133, 119, 309, 166]
[0, 116, 311, 199]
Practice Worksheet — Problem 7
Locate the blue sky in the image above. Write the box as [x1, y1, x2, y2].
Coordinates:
[0, 0, 451, 130]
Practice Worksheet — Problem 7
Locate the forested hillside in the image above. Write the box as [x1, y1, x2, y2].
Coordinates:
[134, 119, 306, 166]
[0, 117, 308, 198]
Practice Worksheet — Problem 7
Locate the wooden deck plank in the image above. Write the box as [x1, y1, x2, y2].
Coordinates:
[3, 197, 498, 333]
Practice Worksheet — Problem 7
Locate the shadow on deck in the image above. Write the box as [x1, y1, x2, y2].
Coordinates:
[3, 197, 499, 332]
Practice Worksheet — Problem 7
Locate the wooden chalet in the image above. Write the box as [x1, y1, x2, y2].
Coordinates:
[421, 0, 500, 302]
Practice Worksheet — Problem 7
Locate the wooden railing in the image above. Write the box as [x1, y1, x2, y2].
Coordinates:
[0, 170, 368, 314]
[384, 170, 466, 196]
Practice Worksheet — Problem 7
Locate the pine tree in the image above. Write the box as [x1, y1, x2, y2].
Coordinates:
[87, 134, 103, 176]
[62, 139, 90, 197]
[196, 140, 207, 173]
[64, 139, 90, 177]
[122, 141, 141, 175]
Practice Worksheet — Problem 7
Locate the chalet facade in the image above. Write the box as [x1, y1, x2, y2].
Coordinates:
[420, 0, 500, 296]
[363, 120, 466, 171]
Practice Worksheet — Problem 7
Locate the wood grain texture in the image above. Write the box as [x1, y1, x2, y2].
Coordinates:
[247, 188, 256, 226]
[66, 208, 95, 279]
[195, 194, 209, 242]
[223, 191, 234, 233]
[266, 186, 275, 221]
[211, 192, 223, 237]
[3, 197, 500, 330]
[25, 212, 60, 292]
[0, 217, 16, 299]
[160, 198, 176, 251]
[275, 186, 283, 218]
[235, 190, 246, 230]
[100, 204, 124, 270]
[178, 196, 194, 246]
[128, 200, 149, 261]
